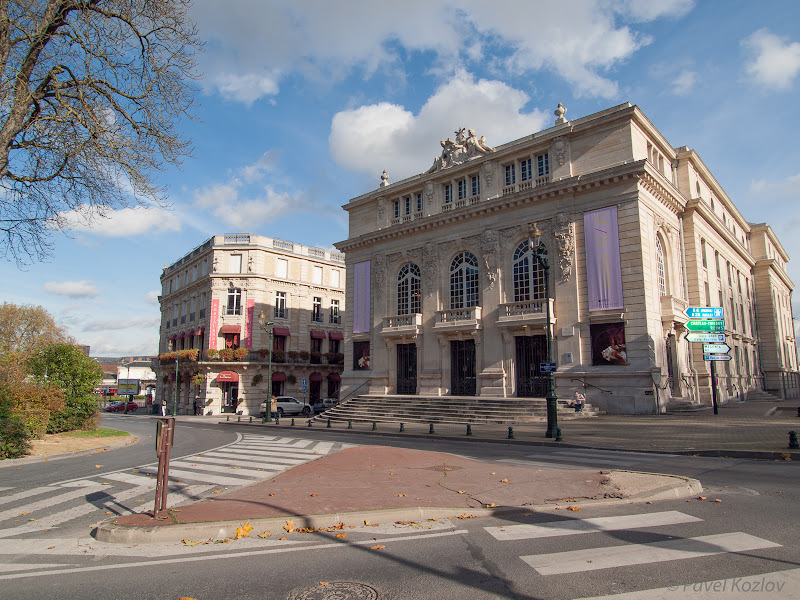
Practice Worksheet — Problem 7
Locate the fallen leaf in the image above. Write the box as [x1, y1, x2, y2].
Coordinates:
[257, 531, 271, 538]
[697, 496, 706, 500]
[284, 520, 296, 533]
[500, 479, 510, 483]
[105, 511, 112, 515]
[364, 520, 370, 526]
[182, 540, 202, 547]
[567, 506, 582, 512]
[268, 493, 275, 496]
[101, 482, 111, 486]
[394, 493, 406, 497]
[212, 491, 222, 494]
[28, 518, 36, 521]
[485, 503, 499, 508]
[457, 490, 467, 494]
[279, 537, 287, 541]
[713, 499, 722, 502]
[335, 533, 347, 538]
[95, 465, 103, 468]
[235, 523, 253, 539]
[490, 472, 496, 475]
[457, 514, 477, 519]
[310, 493, 317, 497]
[371, 545, 385, 550]
[320, 582, 329, 586]
[47, 546, 55, 550]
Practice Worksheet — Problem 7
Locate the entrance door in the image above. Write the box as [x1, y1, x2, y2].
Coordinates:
[450, 339, 476, 396]
[515, 336, 548, 397]
[397, 343, 417, 394]
[222, 383, 239, 413]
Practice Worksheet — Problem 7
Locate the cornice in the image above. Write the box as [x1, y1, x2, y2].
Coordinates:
[637, 162, 685, 215]
[684, 198, 755, 267]
[754, 258, 795, 290]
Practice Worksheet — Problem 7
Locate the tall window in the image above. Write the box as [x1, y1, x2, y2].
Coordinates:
[513, 241, 546, 303]
[201, 260, 207, 276]
[404, 196, 411, 215]
[656, 238, 666, 296]
[312, 296, 322, 322]
[331, 269, 340, 288]
[450, 252, 479, 309]
[173, 305, 178, 327]
[444, 184, 452, 204]
[521, 158, 531, 182]
[275, 291, 287, 319]
[715, 251, 721, 278]
[229, 254, 242, 273]
[471, 175, 480, 196]
[393, 200, 400, 218]
[313, 266, 323, 285]
[200, 293, 207, 319]
[537, 153, 549, 177]
[700, 239, 707, 268]
[397, 263, 421, 315]
[330, 299, 340, 323]
[505, 164, 515, 186]
[226, 288, 242, 315]
[276, 258, 288, 278]
[416, 193, 423, 213]
[181, 302, 187, 324]
[190, 298, 196, 322]
[458, 179, 467, 200]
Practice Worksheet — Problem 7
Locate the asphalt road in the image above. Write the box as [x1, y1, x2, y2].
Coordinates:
[2, 419, 798, 600]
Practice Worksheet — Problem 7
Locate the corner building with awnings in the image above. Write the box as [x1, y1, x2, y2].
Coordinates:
[154, 235, 346, 415]
[335, 102, 799, 414]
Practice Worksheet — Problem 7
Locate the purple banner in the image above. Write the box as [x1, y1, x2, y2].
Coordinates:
[584, 207, 624, 311]
[353, 261, 371, 333]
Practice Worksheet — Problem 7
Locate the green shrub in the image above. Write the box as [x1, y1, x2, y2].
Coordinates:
[0, 415, 32, 459]
[47, 395, 99, 433]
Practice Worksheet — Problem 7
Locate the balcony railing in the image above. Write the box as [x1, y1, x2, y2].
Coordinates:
[434, 306, 482, 332]
[497, 298, 555, 328]
[381, 313, 423, 337]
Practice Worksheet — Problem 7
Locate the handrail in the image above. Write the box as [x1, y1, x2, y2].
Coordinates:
[340, 379, 372, 403]
[570, 378, 613, 394]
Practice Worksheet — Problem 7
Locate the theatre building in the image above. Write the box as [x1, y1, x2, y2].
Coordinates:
[154, 234, 346, 415]
[335, 102, 798, 414]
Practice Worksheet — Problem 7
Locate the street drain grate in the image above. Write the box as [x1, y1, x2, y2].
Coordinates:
[289, 581, 379, 599]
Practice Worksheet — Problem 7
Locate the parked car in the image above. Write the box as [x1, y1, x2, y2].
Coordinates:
[259, 396, 312, 417]
[313, 398, 339, 414]
[105, 400, 138, 412]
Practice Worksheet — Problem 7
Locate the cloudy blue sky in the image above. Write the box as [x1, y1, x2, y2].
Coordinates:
[3, 0, 800, 357]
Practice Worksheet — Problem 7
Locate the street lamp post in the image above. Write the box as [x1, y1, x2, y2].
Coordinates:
[123, 362, 132, 414]
[529, 223, 558, 439]
[258, 312, 274, 423]
[173, 354, 179, 416]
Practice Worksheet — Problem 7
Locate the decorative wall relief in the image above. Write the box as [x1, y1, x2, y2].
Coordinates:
[374, 254, 387, 302]
[551, 136, 568, 167]
[481, 229, 499, 290]
[423, 242, 438, 296]
[377, 197, 386, 222]
[554, 212, 576, 283]
[425, 181, 435, 206]
[481, 159, 496, 188]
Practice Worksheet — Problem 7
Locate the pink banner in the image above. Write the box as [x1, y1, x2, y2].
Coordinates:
[209, 299, 220, 349]
[353, 261, 371, 333]
[245, 299, 254, 349]
[584, 206, 624, 311]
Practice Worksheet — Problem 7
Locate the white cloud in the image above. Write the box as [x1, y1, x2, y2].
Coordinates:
[742, 29, 800, 90]
[192, 0, 693, 103]
[749, 173, 800, 200]
[241, 151, 280, 184]
[82, 315, 160, 333]
[329, 70, 549, 179]
[671, 69, 698, 96]
[59, 207, 181, 237]
[145, 290, 160, 304]
[43, 280, 102, 298]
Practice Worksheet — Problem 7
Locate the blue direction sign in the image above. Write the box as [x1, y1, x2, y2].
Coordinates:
[302, 378, 307, 392]
[539, 362, 558, 373]
[686, 333, 725, 343]
[685, 306, 724, 320]
[703, 343, 731, 354]
[704, 354, 732, 361]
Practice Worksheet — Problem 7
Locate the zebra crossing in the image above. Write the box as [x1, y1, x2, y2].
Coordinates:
[484, 508, 786, 596]
[0, 434, 351, 541]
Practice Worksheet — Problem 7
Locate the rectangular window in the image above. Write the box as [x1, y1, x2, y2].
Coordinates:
[190, 298, 196, 322]
[330, 299, 340, 324]
[458, 179, 467, 200]
[201, 260, 207, 276]
[330, 339, 340, 354]
[226, 288, 242, 316]
[275, 291, 287, 319]
[181, 302, 187, 324]
[404, 196, 411, 215]
[394, 200, 400, 218]
[444, 184, 452, 203]
[192, 265, 197, 281]
[521, 158, 531, 182]
[416, 193, 423, 213]
[312, 296, 322, 322]
[331, 269, 340, 288]
[701, 239, 707, 268]
[169, 279, 173, 293]
[311, 337, 323, 354]
[174, 276, 179, 291]
[471, 175, 480, 196]
[229, 254, 242, 274]
[276, 258, 288, 279]
[172, 305, 178, 327]
[537, 153, 549, 177]
[313, 265, 323, 285]
[505, 164, 515, 186]
[704, 281, 711, 307]
[200, 293, 206, 319]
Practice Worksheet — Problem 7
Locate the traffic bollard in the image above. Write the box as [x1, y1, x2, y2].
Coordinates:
[466, 424, 472, 436]
[327, 418, 331, 428]
[429, 423, 435, 434]
[348, 420, 352, 429]
[291, 418, 295, 426]
[307, 419, 312, 427]
[507, 426, 514, 439]
[789, 431, 799, 449]
[555, 427, 563, 442]
[372, 421, 377, 430]
[399, 422, 405, 432]
[249, 416, 253, 423]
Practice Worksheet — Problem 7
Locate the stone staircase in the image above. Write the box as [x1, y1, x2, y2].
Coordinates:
[312, 394, 600, 425]
[745, 389, 783, 402]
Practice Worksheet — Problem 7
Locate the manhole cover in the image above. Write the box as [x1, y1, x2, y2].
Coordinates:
[423, 465, 463, 472]
[290, 581, 379, 600]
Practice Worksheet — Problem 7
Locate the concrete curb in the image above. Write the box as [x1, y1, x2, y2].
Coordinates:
[0, 434, 137, 468]
[92, 472, 702, 544]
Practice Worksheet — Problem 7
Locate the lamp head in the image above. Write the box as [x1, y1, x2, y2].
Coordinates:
[529, 222, 542, 249]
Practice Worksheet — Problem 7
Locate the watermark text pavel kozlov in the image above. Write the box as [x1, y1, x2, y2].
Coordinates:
[668, 575, 786, 594]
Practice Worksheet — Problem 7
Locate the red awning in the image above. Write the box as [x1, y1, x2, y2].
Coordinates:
[216, 370, 239, 382]
[195, 327, 204, 335]
[271, 371, 286, 382]
[273, 327, 291, 336]
[310, 330, 326, 339]
[220, 325, 241, 334]
[328, 331, 344, 341]
[178, 332, 186, 339]
[309, 372, 323, 382]
[168, 335, 177, 341]
[327, 372, 341, 382]
[186, 329, 195, 337]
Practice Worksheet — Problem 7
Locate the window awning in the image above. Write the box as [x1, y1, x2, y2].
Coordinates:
[178, 332, 186, 339]
[220, 325, 241, 334]
[328, 331, 344, 341]
[195, 327, 204, 335]
[186, 329, 194, 337]
[310, 330, 326, 339]
[327, 372, 341, 382]
[216, 371, 239, 382]
[271, 371, 286, 382]
[309, 372, 323, 382]
[273, 327, 291, 336]
[168, 335, 177, 341]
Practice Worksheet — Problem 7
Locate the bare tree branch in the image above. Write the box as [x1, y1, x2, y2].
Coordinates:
[0, 0, 201, 265]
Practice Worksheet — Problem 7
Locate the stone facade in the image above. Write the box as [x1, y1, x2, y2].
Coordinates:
[335, 103, 798, 414]
[155, 234, 346, 415]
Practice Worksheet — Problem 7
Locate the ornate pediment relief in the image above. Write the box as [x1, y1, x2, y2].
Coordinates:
[425, 128, 494, 173]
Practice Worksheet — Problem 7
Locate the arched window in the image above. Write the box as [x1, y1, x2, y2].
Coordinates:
[450, 252, 479, 308]
[656, 237, 667, 296]
[513, 241, 546, 303]
[397, 263, 421, 315]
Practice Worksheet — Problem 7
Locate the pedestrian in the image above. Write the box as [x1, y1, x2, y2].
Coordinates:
[270, 395, 278, 420]
[569, 391, 585, 412]
[194, 396, 202, 416]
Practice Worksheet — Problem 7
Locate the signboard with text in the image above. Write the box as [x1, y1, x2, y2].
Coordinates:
[685, 306, 724, 320]
[704, 354, 732, 361]
[686, 319, 725, 332]
[686, 333, 725, 343]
